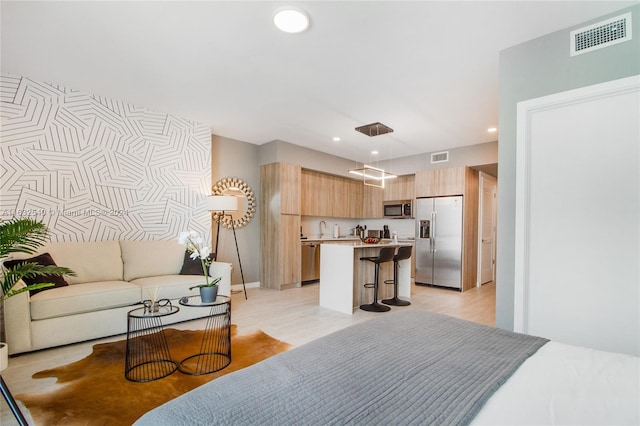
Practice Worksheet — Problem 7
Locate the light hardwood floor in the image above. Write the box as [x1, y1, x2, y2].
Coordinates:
[1, 281, 495, 425]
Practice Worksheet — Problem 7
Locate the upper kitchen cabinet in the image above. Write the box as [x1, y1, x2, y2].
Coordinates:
[384, 174, 415, 201]
[262, 162, 301, 215]
[340, 177, 363, 218]
[415, 167, 465, 198]
[362, 184, 384, 218]
[301, 169, 327, 216]
[301, 169, 362, 218]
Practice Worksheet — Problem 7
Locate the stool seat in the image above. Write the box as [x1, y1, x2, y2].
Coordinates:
[359, 246, 395, 312]
[382, 245, 412, 307]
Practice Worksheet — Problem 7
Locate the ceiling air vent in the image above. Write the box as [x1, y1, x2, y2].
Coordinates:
[570, 12, 632, 56]
[431, 151, 449, 164]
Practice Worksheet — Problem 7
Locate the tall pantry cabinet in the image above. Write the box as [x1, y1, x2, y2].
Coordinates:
[260, 163, 301, 290]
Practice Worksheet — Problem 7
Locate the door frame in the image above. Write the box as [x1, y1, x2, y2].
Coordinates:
[477, 172, 497, 286]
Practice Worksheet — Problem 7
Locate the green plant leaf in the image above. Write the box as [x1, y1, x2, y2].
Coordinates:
[1, 218, 76, 300]
[0, 218, 49, 257]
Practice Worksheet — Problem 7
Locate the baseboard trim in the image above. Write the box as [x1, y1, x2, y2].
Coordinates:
[231, 282, 260, 291]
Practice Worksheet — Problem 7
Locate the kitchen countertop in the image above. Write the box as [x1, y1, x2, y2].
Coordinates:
[350, 242, 412, 248]
[301, 237, 414, 243]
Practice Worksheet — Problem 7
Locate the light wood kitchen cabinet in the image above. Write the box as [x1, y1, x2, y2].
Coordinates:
[262, 162, 300, 215]
[341, 177, 363, 218]
[300, 169, 317, 216]
[415, 167, 465, 198]
[362, 184, 384, 218]
[384, 174, 415, 201]
[260, 163, 301, 290]
[281, 163, 302, 215]
[301, 169, 362, 218]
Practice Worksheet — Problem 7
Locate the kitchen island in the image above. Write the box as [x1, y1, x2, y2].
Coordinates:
[319, 242, 412, 315]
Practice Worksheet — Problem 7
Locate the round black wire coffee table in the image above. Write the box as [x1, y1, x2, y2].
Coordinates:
[178, 295, 231, 375]
[125, 301, 179, 382]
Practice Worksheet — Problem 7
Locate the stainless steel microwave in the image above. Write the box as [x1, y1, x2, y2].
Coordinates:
[383, 200, 413, 218]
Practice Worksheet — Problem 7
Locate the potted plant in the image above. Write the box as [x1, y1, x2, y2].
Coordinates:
[178, 231, 222, 303]
[0, 217, 75, 424]
[1, 218, 75, 300]
[1, 218, 76, 351]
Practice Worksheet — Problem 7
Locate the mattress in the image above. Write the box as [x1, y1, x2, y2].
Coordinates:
[471, 340, 640, 425]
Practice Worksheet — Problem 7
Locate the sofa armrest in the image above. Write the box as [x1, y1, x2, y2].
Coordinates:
[3, 281, 33, 355]
[209, 262, 232, 297]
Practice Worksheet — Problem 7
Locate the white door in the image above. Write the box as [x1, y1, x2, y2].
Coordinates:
[514, 75, 640, 356]
[477, 173, 497, 285]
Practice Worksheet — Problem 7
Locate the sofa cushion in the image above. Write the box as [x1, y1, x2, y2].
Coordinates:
[120, 240, 186, 281]
[38, 241, 123, 284]
[30, 281, 140, 320]
[3, 253, 70, 296]
[132, 275, 210, 301]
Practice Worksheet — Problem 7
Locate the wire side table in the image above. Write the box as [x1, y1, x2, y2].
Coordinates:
[178, 295, 231, 375]
[125, 303, 179, 382]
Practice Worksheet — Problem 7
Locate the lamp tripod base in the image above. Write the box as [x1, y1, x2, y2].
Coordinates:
[214, 213, 247, 300]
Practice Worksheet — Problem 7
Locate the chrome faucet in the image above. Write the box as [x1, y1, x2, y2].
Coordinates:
[319, 220, 326, 238]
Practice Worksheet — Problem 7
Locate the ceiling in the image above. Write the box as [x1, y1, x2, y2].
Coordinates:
[1, 1, 636, 163]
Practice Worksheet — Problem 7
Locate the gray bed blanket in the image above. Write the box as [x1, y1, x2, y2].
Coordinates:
[134, 310, 548, 426]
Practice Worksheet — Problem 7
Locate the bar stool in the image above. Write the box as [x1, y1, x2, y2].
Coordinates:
[382, 245, 412, 306]
[359, 246, 396, 312]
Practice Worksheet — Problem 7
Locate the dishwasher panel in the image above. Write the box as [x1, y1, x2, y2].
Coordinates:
[301, 242, 320, 283]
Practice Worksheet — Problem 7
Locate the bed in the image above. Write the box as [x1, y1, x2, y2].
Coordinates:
[134, 310, 640, 425]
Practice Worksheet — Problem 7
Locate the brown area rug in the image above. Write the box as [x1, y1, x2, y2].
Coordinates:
[17, 326, 292, 425]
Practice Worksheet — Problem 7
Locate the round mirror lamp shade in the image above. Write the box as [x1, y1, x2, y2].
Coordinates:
[211, 177, 256, 229]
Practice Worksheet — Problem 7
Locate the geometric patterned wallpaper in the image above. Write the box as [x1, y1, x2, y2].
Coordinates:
[0, 73, 212, 243]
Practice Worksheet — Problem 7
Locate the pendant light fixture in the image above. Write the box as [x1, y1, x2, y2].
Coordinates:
[349, 121, 397, 188]
[349, 165, 397, 189]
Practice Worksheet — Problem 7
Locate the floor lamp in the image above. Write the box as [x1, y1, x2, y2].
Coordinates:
[206, 195, 247, 299]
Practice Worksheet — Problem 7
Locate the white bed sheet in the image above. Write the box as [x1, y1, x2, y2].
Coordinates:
[471, 341, 640, 425]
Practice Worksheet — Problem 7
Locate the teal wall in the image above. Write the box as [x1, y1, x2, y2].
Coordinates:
[496, 5, 640, 329]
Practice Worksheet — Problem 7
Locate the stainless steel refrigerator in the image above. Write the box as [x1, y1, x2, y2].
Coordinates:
[415, 196, 463, 290]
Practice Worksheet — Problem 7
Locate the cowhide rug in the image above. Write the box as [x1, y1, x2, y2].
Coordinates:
[16, 326, 291, 425]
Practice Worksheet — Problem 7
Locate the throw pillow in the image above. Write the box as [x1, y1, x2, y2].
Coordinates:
[179, 250, 214, 276]
[3, 253, 70, 296]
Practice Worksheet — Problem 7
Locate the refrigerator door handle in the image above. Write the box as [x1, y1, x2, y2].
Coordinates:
[431, 211, 436, 252]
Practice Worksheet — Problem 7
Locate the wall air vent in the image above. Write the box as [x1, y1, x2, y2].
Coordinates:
[431, 151, 449, 164]
[570, 12, 632, 56]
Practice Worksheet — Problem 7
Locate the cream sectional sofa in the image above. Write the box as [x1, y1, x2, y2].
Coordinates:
[3, 240, 232, 355]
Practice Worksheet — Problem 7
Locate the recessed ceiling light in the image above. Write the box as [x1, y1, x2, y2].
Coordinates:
[273, 8, 310, 33]
[332, 136, 341, 142]
[487, 127, 498, 133]
[371, 150, 379, 155]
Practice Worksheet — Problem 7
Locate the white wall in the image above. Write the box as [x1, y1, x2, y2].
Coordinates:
[497, 5, 640, 331]
[260, 140, 497, 177]
[211, 134, 260, 285]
